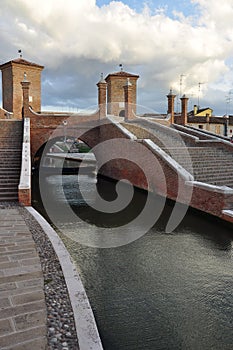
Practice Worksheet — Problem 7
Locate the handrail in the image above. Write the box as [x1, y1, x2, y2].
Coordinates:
[18, 118, 31, 205]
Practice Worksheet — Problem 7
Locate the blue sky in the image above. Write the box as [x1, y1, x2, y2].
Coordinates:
[96, 0, 199, 18]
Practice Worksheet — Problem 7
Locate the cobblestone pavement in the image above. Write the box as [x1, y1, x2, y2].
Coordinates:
[0, 205, 47, 350]
[0, 204, 80, 350]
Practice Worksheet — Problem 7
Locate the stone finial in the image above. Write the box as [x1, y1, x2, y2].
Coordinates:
[23, 72, 29, 82]
[167, 88, 175, 96]
[98, 72, 106, 84]
[126, 78, 132, 86]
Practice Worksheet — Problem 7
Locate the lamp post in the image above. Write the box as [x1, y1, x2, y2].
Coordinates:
[63, 120, 67, 145]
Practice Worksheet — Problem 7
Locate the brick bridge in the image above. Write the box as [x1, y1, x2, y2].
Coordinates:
[0, 58, 233, 226]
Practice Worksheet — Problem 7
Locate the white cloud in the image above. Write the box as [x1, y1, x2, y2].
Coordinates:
[0, 0, 233, 114]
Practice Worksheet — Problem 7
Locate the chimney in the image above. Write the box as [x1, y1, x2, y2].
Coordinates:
[123, 78, 134, 121]
[96, 73, 107, 118]
[167, 89, 176, 124]
[180, 94, 189, 125]
[194, 104, 198, 115]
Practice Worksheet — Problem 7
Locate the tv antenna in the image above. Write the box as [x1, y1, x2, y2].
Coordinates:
[179, 74, 186, 97]
[225, 90, 233, 115]
[198, 82, 205, 107]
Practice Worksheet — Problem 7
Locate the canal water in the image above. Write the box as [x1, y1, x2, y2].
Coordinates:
[33, 172, 233, 350]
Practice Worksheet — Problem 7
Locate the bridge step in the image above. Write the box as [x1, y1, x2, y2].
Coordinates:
[123, 120, 233, 189]
[0, 120, 22, 201]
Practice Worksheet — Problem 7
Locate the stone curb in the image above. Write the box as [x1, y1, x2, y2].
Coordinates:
[26, 207, 103, 350]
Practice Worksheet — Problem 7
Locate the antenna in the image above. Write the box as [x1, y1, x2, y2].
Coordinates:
[198, 82, 205, 107]
[180, 74, 185, 97]
[225, 90, 233, 115]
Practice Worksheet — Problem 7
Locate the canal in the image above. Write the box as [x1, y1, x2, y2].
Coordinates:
[33, 172, 233, 350]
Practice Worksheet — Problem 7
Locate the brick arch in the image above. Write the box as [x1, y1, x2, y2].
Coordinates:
[28, 109, 101, 160]
[32, 136, 94, 168]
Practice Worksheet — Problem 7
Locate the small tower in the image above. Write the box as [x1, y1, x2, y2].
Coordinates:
[167, 89, 176, 124]
[105, 69, 139, 117]
[0, 58, 44, 119]
[96, 73, 107, 118]
[180, 94, 189, 125]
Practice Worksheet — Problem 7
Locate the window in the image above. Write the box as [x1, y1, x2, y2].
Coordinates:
[198, 125, 203, 129]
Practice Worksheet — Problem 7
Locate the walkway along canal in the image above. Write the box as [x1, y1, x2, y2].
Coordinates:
[32, 172, 233, 350]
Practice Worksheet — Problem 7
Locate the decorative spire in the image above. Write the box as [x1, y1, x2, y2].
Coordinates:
[23, 72, 28, 82]
[18, 49, 22, 58]
[126, 77, 132, 86]
[98, 72, 106, 84]
[119, 63, 123, 71]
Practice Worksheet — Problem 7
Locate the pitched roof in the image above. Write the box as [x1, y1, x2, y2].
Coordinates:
[105, 71, 139, 80]
[0, 58, 44, 70]
[188, 107, 213, 116]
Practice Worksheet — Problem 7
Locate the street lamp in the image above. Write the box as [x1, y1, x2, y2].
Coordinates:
[63, 120, 67, 145]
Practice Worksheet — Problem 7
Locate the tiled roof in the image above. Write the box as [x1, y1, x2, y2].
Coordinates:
[105, 71, 139, 80]
[0, 58, 44, 69]
[187, 116, 227, 124]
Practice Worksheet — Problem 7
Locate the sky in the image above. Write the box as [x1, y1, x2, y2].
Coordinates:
[1, 0, 233, 115]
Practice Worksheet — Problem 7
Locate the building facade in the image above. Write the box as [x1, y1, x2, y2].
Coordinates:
[0, 58, 44, 119]
[105, 70, 139, 117]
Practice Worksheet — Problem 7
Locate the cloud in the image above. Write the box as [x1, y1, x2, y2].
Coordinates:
[0, 0, 233, 114]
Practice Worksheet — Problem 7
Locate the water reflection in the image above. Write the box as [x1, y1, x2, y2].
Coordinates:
[33, 173, 233, 350]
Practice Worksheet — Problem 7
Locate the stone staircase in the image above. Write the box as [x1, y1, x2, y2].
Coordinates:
[0, 120, 22, 201]
[123, 119, 233, 188]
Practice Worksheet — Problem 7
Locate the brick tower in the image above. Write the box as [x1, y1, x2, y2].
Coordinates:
[105, 70, 139, 117]
[0, 58, 44, 119]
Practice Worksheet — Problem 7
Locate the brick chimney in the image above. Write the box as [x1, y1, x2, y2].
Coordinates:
[180, 94, 189, 125]
[97, 73, 107, 118]
[123, 78, 134, 121]
[167, 89, 176, 124]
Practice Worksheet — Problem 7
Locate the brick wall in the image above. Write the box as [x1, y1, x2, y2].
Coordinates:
[106, 74, 138, 116]
[1, 61, 43, 119]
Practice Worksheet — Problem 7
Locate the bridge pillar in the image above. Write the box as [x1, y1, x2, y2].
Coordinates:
[21, 73, 31, 118]
[123, 78, 134, 121]
[180, 94, 189, 125]
[97, 74, 107, 118]
[167, 89, 176, 124]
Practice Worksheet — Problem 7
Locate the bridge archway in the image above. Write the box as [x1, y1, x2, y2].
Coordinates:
[32, 136, 94, 169]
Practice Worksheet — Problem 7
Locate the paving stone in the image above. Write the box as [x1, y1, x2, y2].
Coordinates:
[0, 261, 19, 270]
[0, 319, 14, 336]
[6, 243, 35, 252]
[3, 265, 42, 277]
[0, 325, 46, 348]
[20, 257, 41, 266]
[0, 243, 17, 248]
[14, 310, 47, 331]
[11, 290, 44, 306]
[9, 252, 38, 261]
[0, 282, 17, 292]
[16, 278, 44, 289]
[0, 256, 10, 263]
[2, 337, 47, 350]
[0, 300, 46, 319]
[0, 297, 11, 308]
[0, 271, 43, 285]
[1, 249, 36, 258]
